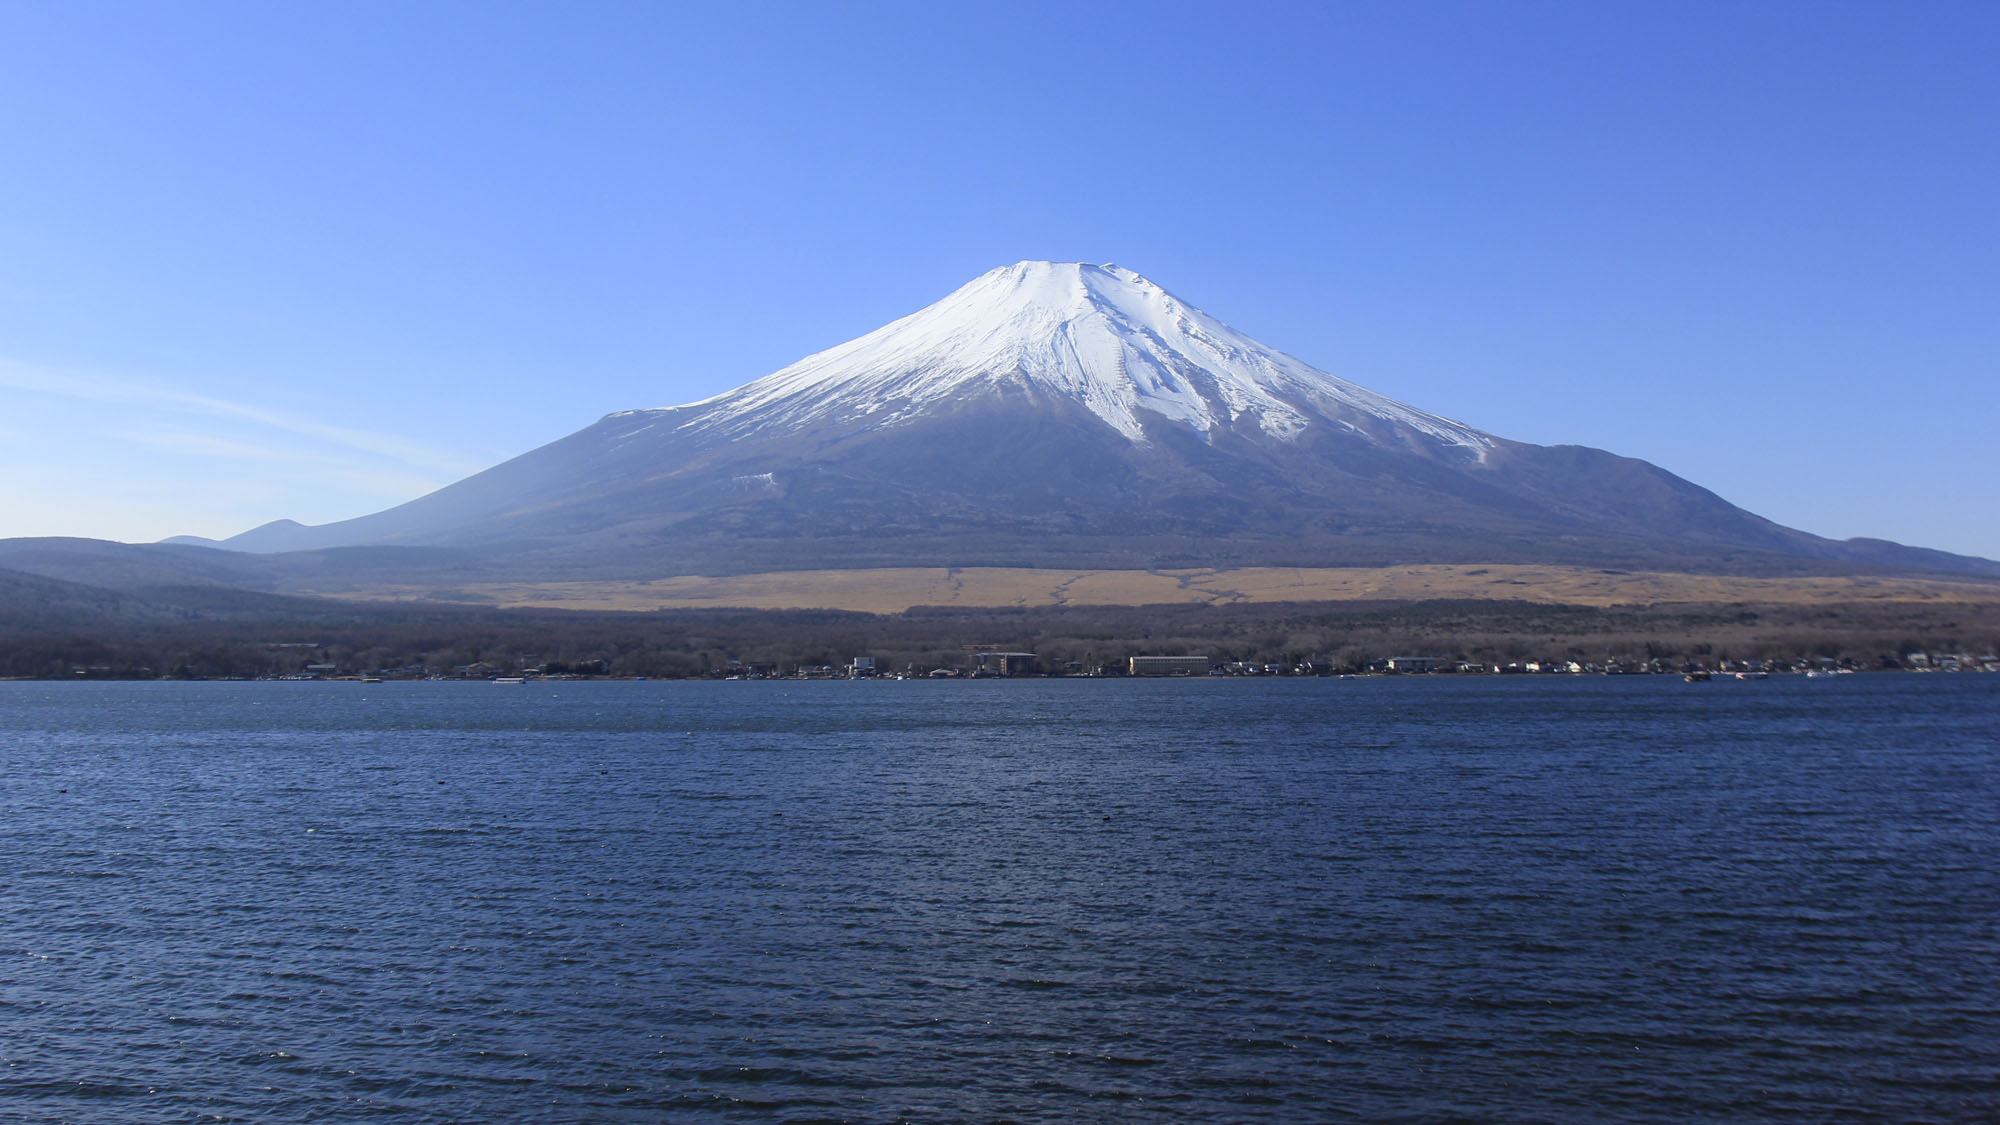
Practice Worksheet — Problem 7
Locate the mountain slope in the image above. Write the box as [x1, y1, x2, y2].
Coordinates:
[217, 261, 1998, 579]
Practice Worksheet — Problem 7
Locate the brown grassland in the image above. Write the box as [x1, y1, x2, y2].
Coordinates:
[326, 564, 2000, 616]
[10, 562, 1997, 679]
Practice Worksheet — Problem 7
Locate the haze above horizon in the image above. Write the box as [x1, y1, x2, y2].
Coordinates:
[1, 1, 1994, 560]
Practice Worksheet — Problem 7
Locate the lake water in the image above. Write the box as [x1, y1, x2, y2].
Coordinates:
[2, 676, 1995, 1122]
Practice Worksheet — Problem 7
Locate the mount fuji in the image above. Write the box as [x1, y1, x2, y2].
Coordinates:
[212, 261, 1993, 579]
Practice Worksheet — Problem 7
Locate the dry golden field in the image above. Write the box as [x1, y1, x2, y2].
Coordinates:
[328, 564, 2000, 615]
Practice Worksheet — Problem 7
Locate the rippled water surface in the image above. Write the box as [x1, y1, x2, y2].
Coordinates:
[3, 676, 1996, 1122]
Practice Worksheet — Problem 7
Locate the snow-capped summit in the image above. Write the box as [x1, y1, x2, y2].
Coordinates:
[636, 261, 1491, 455]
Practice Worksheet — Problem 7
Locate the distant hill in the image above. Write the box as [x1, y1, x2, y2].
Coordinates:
[0, 537, 494, 598]
[0, 564, 359, 631]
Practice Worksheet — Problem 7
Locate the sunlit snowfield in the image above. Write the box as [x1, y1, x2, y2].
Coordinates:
[3, 677, 1995, 1122]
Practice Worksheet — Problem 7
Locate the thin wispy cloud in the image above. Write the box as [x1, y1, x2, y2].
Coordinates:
[106, 428, 457, 498]
[0, 358, 492, 479]
[0, 358, 504, 541]
[111, 429, 322, 463]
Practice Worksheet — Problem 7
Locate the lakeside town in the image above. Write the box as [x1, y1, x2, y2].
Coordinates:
[20, 586, 1999, 684]
[214, 648, 2000, 682]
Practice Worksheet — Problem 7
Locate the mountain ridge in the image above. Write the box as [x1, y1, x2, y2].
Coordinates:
[194, 261, 1994, 581]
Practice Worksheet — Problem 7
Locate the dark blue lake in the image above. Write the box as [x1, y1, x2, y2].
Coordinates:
[2, 676, 1995, 1122]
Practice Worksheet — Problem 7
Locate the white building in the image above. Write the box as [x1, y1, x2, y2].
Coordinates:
[1129, 655, 1211, 676]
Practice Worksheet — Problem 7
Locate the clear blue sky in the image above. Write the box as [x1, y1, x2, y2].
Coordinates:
[2, 1, 1994, 560]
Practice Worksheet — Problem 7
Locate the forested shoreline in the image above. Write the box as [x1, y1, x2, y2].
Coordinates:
[6, 594, 1996, 681]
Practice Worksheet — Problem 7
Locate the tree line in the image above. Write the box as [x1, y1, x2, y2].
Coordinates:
[5, 595, 1995, 680]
